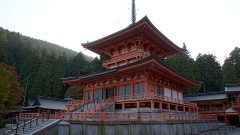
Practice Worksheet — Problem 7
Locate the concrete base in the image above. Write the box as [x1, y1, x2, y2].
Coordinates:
[56, 120, 217, 135]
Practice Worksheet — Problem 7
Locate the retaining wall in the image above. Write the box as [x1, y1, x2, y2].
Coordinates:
[57, 120, 217, 135]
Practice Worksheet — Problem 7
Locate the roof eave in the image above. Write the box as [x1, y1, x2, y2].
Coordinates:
[82, 16, 182, 54]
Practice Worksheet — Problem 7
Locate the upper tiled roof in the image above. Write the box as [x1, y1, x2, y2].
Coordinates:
[82, 16, 182, 55]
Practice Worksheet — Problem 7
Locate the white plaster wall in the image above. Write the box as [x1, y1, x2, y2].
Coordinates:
[164, 88, 171, 98]
[172, 90, 178, 99]
[178, 92, 183, 101]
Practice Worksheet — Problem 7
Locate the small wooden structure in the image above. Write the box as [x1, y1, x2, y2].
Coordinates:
[22, 96, 72, 114]
[185, 84, 240, 126]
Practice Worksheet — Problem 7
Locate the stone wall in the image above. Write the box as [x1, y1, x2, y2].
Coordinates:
[56, 120, 217, 135]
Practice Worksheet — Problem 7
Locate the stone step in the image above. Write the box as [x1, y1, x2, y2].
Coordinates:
[5, 119, 59, 135]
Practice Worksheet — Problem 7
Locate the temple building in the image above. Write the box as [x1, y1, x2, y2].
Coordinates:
[62, 16, 200, 114]
[14, 15, 219, 135]
[185, 84, 240, 126]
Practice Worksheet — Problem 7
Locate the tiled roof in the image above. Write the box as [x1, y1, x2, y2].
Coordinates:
[225, 84, 240, 92]
[185, 92, 228, 102]
[23, 96, 72, 110]
[63, 55, 200, 88]
[82, 16, 182, 55]
[34, 96, 71, 110]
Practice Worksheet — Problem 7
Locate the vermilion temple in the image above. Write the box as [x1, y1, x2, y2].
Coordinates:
[14, 15, 219, 135]
[62, 16, 200, 114]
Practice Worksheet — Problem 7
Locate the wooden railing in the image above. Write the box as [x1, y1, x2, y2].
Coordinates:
[115, 94, 197, 107]
[199, 107, 225, 112]
[102, 50, 145, 67]
[85, 97, 115, 113]
[198, 114, 217, 120]
[19, 113, 40, 119]
[19, 112, 217, 122]
[231, 101, 240, 108]
[65, 99, 92, 112]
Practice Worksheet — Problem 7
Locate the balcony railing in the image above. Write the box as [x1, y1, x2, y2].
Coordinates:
[115, 93, 197, 107]
[199, 107, 225, 112]
[103, 50, 146, 67]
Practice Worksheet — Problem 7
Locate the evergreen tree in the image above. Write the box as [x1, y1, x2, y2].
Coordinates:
[195, 54, 223, 92]
[166, 44, 198, 80]
[66, 52, 91, 77]
[0, 63, 23, 110]
[222, 47, 240, 84]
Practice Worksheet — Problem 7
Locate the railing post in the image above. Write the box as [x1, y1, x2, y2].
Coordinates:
[42, 113, 44, 122]
[36, 115, 38, 125]
[15, 122, 19, 135]
[100, 112, 105, 122]
[30, 119, 32, 128]
[137, 112, 141, 121]
[23, 120, 25, 131]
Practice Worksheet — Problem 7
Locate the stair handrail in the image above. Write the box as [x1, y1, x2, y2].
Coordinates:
[71, 97, 99, 112]
[90, 97, 114, 112]
[5, 117, 39, 135]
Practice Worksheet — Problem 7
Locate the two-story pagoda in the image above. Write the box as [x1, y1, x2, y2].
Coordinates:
[63, 16, 199, 114]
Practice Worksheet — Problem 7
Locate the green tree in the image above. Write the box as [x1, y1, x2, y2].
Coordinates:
[0, 63, 23, 110]
[66, 52, 91, 77]
[166, 44, 199, 94]
[166, 44, 198, 80]
[195, 54, 223, 92]
[65, 86, 83, 99]
[222, 47, 240, 84]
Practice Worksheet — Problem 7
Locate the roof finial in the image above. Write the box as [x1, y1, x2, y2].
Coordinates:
[131, 0, 136, 24]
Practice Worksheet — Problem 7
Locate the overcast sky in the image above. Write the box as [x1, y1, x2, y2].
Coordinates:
[0, 0, 239, 64]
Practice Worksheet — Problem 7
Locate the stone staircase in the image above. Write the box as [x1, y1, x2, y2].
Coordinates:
[4, 119, 60, 135]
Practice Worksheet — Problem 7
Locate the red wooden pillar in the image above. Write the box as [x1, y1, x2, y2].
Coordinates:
[144, 79, 148, 97]
[83, 88, 85, 100]
[238, 110, 240, 124]
[91, 89, 94, 100]
[167, 103, 170, 112]
[196, 107, 198, 114]
[224, 113, 227, 125]
[159, 101, 162, 111]
[116, 85, 119, 97]
[175, 105, 178, 112]
[137, 101, 140, 112]
[131, 80, 134, 98]
[122, 102, 125, 111]
[151, 100, 154, 110]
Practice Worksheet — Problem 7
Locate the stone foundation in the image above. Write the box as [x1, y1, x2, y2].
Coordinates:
[57, 120, 217, 135]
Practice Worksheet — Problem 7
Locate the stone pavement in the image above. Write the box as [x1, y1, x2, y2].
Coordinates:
[198, 127, 240, 135]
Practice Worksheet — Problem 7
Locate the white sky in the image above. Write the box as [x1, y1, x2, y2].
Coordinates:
[0, 0, 240, 64]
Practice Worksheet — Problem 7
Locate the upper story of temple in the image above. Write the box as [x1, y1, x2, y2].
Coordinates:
[82, 16, 182, 69]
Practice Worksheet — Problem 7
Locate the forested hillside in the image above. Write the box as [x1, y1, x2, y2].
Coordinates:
[0, 27, 240, 101]
[0, 27, 103, 100]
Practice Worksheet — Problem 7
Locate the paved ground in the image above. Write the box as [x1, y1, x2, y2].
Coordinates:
[199, 127, 240, 135]
[0, 124, 12, 135]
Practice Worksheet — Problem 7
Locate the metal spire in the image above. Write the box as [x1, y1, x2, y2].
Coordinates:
[132, 0, 136, 24]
